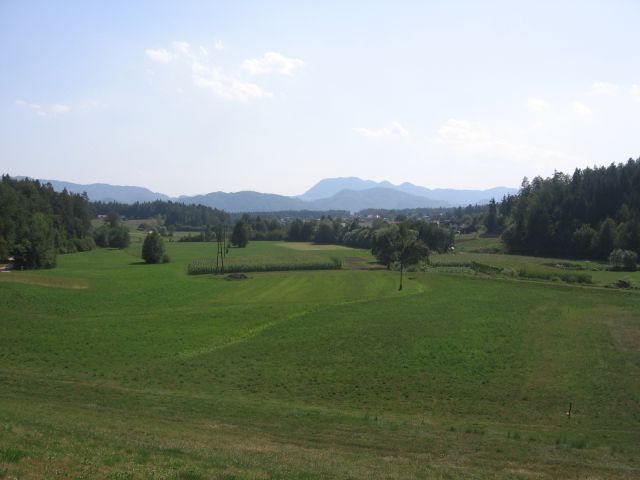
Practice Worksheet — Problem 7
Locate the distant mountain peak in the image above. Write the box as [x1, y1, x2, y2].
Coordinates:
[18, 175, 518, 213]
[299, 177, 518, 207]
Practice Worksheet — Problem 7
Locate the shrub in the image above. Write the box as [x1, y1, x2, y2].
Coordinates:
[470, 261, 503, 275]
[609, 249, 638, 271]
[542, 261, 586, 270]
[430, 261, 473, 268]
[93, 225, 109, 247]
[108, 225, 130, 249]
[93, 225, 130, 249]
[59, 236, 96, 254]
[0, 447, 26, 463]
[61, 240, 78, 254]
[178, 233, 206, 242]
[142, 232, 166, 264]
[502, 268, 517, 277]
[73, 236, 95, 252]
[614, 278, 633, 289]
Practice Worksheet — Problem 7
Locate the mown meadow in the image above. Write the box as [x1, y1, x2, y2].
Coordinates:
[1, 239, 639, 479]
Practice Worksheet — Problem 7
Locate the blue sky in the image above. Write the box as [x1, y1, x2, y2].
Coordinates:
[1, 0, 639, 196]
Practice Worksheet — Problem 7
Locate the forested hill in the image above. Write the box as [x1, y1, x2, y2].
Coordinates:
[500, 158, 640, 259]
[0, 176, 94, 267]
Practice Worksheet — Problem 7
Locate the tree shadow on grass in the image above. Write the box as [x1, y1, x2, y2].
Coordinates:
[128, 261, 147, 266]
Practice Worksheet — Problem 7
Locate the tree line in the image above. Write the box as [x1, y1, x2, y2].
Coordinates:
[202, 214, 454, 258]
[229, 209, 349, 221]
[286, 216, 454, 253]
[91, 200, 229, 230]
[0, 176, 94, 268]
[492, 158, 640, 260]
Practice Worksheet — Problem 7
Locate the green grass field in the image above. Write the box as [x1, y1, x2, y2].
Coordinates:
[1, 240, 640, 479]
[441, 233, 640, 288]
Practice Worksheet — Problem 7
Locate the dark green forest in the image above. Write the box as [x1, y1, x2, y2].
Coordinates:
[91, 200, 229, 230]
[498, 158, 640, 259]
[0, 176, 94, 268]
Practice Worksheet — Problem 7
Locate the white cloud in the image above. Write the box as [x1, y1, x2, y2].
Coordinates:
[145, 48, 175, 63]
[144, 42, 301, 102]
[353, 121, 409, 138]
[192, 65, 272, 102]
[242, 52, 304, 76]
[15, 99, 39, 110]
[435, 118, 575, 168]
[16, 99, 71, 117]
[573, 101, 593, 117]
[631, 84, 640, 101]
[214, 40, 224, 51]
[437, 119, 494, 149]
[390, 121, 409, 137]
[590, 81, 619, 95]
[78, 99, 105, 111]
[527, 98, 551, 112]
[172, 41, 191, 55]
[51, 104, 71, 114]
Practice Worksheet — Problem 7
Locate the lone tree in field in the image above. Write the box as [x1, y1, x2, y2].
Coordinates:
[372, 224, 430, 290]
[372, 227, 399, 269]
[231, 220, 249, 248]
[395, 225, 430, 291]
[142, 231, 166, 264]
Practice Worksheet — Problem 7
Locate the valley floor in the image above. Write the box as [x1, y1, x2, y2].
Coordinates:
[1, 241, 639, 479]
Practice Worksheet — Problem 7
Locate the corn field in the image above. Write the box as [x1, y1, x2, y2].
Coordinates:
[187, 257, 342, 275]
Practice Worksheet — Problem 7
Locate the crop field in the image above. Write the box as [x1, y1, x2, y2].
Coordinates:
[275, 242, 352, 251]
[185, 242, 349, 275]
[1, 241, 640, 479]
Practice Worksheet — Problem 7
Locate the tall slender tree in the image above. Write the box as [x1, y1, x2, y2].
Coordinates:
[484, 198, 498, 234]
[231, 220, 249, 248]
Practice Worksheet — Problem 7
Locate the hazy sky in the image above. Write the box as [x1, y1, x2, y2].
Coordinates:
[1, 1, 639, 196]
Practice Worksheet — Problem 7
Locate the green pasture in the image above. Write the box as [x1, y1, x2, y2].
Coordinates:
[439, 232, 640, 287]
[454, 232, 505, 254]
[434, 250, 640, 287]
[1, 240, 639, 479]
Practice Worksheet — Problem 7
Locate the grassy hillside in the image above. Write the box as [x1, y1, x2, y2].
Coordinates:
[1, 241, 639, 479]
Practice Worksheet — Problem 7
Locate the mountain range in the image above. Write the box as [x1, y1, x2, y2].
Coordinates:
[18, 176, 518, 213]
[297, 177, 517, 207]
